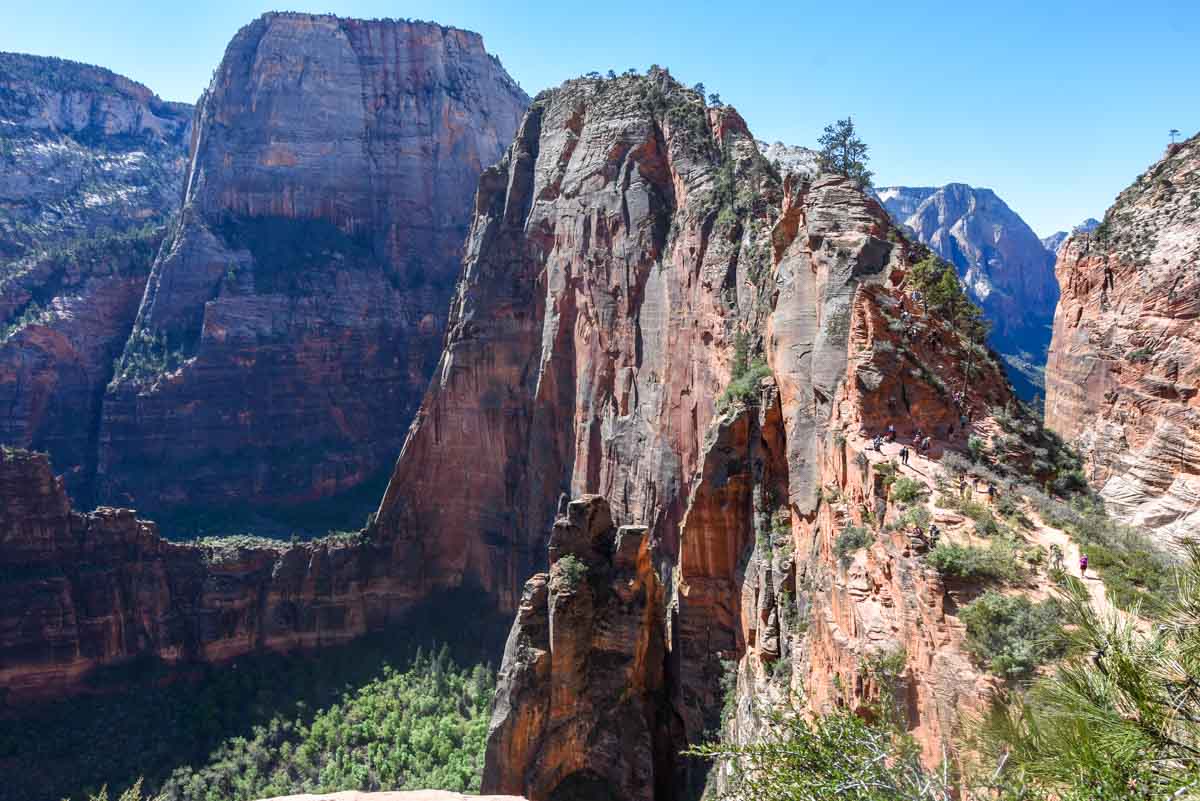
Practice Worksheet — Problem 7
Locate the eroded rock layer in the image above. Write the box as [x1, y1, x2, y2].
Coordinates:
[0, 447, 425, 704]
[95, 13, 528, 518]
[1045, 134, 1200, 548]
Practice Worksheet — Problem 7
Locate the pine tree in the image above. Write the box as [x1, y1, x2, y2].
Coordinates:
[817, 117, 873, 188]
[978, 550, 1200, 800]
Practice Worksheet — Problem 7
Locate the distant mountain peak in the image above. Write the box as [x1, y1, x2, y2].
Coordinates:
[1041, 218, 1100, 255]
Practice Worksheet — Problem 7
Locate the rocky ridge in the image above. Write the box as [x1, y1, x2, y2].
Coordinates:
[1041, 217, 1100, 255]
[875, 183, 1059, 400]
[0, 446, 432, 704]
[90, 13, 528, 522]
[1045, 133, 1200, 549]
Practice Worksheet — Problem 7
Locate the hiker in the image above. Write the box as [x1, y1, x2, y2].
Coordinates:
[873, 435, 883, 453]
[912, 429, 923, 447]
[928, 524, 940, 546]
[886, 423, 896, 442]
[1080, 553, 1089, 576]
[899, 445, 909, 466]
[887, 395, 897, 412]
[958, 476, 969, 499]
[986, 482, 996, 504]
[920, 435, 932, 454]
[1050, 544, 1064, 572]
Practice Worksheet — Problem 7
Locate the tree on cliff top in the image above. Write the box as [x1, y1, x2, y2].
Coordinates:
[818, 117, 873, 189]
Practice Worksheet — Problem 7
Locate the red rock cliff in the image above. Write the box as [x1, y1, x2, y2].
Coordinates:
[1045, 132, 1200, 548]
[0, 447, 428, 704]
[95, 13, 528, 519]
[363, 70, 1011, 800]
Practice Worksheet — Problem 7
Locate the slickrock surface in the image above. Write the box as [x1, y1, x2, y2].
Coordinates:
[0, 447, 426, 704]
[1045, 133, 1200, 549]
[0, 54, 190, 499]
[95, 13, 527, 517]
[876, 183, 1059, 398]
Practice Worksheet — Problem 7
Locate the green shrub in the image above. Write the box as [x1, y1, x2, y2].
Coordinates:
[891, 477, 925, 505]
[926, 541, 1020, 583]
[718, 357, 772, 410]
[959, 591, 1065, 679]
[834, 525, 873, 566]
[967, 435, 986, 462]
[555, 554, 588, 586]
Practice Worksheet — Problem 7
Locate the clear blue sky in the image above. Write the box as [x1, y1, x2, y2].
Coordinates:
[4, 0, 1197, 237]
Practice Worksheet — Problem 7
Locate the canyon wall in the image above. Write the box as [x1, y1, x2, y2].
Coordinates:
[1045, 133, 1200, 548]
[0, 446, 429, 705]
[0, 55, 191, 500]
[77, 13, 526, 521]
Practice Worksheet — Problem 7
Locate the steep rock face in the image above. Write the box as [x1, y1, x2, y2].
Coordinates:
[876, 183, 1058, 399]
[483, 496, 668, 801]
[0, 447, 428, 704]
[1045, 134, 1200, 548]
[374, 70, 781, 612]
[0, 54, 190, 499]
[96, 13, 528, 519]
[0, 53, 191, 260]
[401, 71, 1010, 800]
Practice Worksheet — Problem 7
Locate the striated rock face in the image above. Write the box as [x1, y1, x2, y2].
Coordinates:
[483, 496, 668, 801]
[374, 69, 782, 613]
[0, 447, 428, 704]
[0, 54, 190, 500]
[95, 13, 527, 519]
[876, 183, 1058, 400]
[0, 52, 191, 261]
[1045, 134, 1200, 549]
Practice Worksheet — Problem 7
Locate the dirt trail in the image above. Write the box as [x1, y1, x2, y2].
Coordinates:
[856, 432, 1114, 618]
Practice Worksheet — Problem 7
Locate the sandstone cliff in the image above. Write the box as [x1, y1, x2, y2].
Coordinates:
[94, 13, 527, 522]
[358, 70, 1017, 800]
[0, 54, 190, 501]
[0, 447, 429, 704]
[1045, 133, 1200, 549]
[876, 183, 1059, 400]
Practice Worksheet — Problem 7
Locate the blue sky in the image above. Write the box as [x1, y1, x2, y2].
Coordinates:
[4, 0, 1197, 237]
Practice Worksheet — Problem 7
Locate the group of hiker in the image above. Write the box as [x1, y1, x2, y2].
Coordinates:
[872, 424, 932, 464]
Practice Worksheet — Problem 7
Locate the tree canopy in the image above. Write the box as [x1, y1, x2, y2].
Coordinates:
[818, 116, 873, 188]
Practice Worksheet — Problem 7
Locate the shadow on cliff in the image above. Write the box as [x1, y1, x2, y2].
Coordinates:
[0, 585, 510, 801]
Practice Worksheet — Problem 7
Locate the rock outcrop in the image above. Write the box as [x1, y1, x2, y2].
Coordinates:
[1045, 133, 1200, 549]
[94, 13, 527, 521]
[0, 54, 190, 500]
[876, 183, 1059, 400]
[483, 496, 669, 801]
[0, 447, 428, 704]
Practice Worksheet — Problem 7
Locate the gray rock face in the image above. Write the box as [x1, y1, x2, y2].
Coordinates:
[94, 13, 528, 524]
[875, 183, 1059, 399]
[756, 140, 818, 179]
[0, 53, 192, 260]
